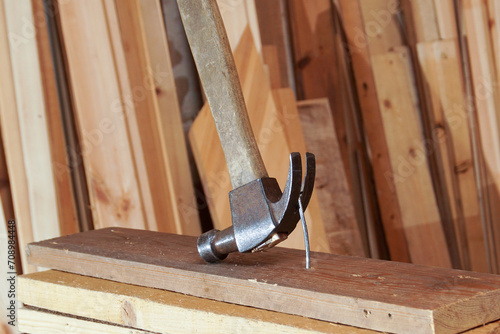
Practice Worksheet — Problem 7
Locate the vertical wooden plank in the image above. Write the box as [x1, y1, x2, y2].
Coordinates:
[4, 0, 60, 243]
[463, 0, 500, 271]
[58, 0, 146, 230]
[338, 0, 411, 262]
[137, 0, 201, 234]
[32, 0, 79, 237]
[0, 0, 34, 273]
[287, 0, 350, 180]
[434, 0, 458, 39]
[400, 0, 440, 43]
[372, 48, 452, 268]
[297, 98, 365, 256]
[417, 39, 487, 272]
[254, 0, 295, 90]
[358, 0, 403, 55]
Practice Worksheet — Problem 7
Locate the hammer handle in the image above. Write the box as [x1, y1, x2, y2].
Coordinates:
[178, 0, 267, 188]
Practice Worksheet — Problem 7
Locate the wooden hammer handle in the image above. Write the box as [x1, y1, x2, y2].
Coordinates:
[178, 0, 267, 188]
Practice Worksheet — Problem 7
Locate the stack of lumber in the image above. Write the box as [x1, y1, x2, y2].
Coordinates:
[15, 228, 500, 333]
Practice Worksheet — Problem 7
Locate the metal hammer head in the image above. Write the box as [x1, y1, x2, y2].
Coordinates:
[197, 152, 316, 262]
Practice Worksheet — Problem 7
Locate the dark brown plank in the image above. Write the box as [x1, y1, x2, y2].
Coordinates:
[26, 228, 500, 334]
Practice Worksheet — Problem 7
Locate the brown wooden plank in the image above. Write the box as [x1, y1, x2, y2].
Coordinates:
[297, 98, 365, 257]
[255, 0, 295, 90]
[371, 48, 451, 268]
[463, 0, 500, 272]
[26, 228, 500, 334]
[417, 39, 486, 272]
[338, 0, 411, 263]
[19, 270, 378, 334]
[287, 0, 350, 178]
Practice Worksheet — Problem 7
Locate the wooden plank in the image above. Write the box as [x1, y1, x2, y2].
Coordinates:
[434, 0, 458, 39]
[296, 98, 365, 257]
[254, 0, 295, 90]
[160, 0, 203, 123]
[358, 0, 403, 55]
[111, 0, 200, 234]
[19, 271, 377, 334]
[463, 0, 500, 271]
[58, 0, 147, 229]
[26, 228, 500, 334]
[189, 28, 330, 252]
[287, 0, 350, 179]
[400, 0, 440, 43]
[0, 0, 62, 273]
[371, 48, 452, 268]
[417, 39, 487, 272]
[19, 307, 154, 334]
[138, 0, 200, 233]
[465, 320, 500, 333]
[32, 0, 79, 237]
[338, 0, 411, 263]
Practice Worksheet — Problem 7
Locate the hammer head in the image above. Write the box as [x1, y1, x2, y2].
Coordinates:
[197, 153, 315, 262]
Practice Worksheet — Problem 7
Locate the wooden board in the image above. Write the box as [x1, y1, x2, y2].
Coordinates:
[58, 0, 146, 229]
[19, 270, 377, 334]
[287, 0, 350, 179]
[189, 27, 330, 252]
[19, 307, 153, 334]
[26, 228, 500, 334]
[32, 0, 79, 237]
[112, 0, 200, 234]
[371, 48, 451, 268]
[417, 39, 486, 272]
[463, 0, 500, 271]
[296, 98, 365, 257]
[254, 0, 295, 90]
[338, 0, 411, 263]
[358, 0, 403, 55]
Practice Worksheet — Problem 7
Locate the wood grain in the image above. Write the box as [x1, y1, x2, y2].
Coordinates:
[297, 98, 365, 257]
[19, 307, 153, 334]
[58, 0, 146, 229]
[417, 39, 486, 272]
[26, 228, 500, 334]
[371, 48, 451, 268]
[19, 270, 378, 334]
[338, 0, 411, 262]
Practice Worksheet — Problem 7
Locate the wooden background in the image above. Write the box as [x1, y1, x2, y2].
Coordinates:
[1, 1, 500, 331]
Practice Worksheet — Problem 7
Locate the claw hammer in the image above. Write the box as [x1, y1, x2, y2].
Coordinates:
[177, 0, 316, 262]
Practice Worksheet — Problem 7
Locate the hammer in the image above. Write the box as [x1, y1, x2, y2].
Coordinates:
[178, 0, 315, 262]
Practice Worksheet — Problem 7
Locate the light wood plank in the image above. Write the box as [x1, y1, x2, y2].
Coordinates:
[296, 98, 365, 257]
[359, 0, 403, 55]
[338, 0, 411, 262]
[417, 39, 486, 272]
[26, 228, 500, 334]
[19, 307, 154, 334]
[189, 28, 330, 252]
[434, 0, 458, 39]
[18, 271, 375, 334]
[371, 48, 451, 268]
[400, 0, 440, 43]
[58, 0, 146, 229]
[463, 0, 500, 270]
[137, 0, 201, 234]
[32, 0, 79, 237]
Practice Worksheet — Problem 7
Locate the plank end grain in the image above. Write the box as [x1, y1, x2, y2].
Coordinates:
[25, 228, 500, 333]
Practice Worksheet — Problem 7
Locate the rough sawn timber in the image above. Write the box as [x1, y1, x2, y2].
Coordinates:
[26, 228, 500, 334]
